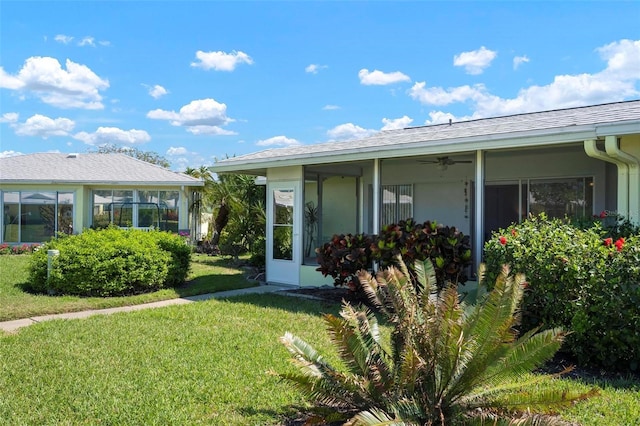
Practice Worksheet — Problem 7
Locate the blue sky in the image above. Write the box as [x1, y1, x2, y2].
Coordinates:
[1, 1, 639, 171]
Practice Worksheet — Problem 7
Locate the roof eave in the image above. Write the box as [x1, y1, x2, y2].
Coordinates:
[211, 124, 622, 173]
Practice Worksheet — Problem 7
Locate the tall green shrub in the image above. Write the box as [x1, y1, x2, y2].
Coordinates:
[28, 228, 191, 296]
[483, 214, 640, 372]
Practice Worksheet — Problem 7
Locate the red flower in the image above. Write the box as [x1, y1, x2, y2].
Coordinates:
[614, 238, 625, 252]
[499, 236, 507, 246]
[604, 237, 613, 247]
[511, 229, 517, 237]
[599, 210, 607, 219]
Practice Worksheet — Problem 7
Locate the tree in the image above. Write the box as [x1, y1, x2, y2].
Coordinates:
[279, 258, 597, 425]
[92, 144, 171, 169]
[186, 166, 265, 261]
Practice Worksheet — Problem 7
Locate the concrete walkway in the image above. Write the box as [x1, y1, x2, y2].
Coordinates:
[0, 284, 291, 333]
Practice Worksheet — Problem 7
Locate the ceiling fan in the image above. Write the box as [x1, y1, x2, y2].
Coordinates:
[418, 156, 472, 170]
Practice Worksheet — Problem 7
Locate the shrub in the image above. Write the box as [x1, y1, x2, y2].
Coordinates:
[371, 218, 472, 289]
[315, 219, 472, 292]
[483, 214, 640, 372]
[27, 228, 191, 296]
[315, 233, 374, 290]
[279, 258, 597, 425]
[0, 243, 40, 255]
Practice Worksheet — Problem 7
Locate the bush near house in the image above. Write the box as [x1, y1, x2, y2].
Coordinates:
[27, 227, 191, 297]
[316, 219, 472, 292]
[483, 214, 640, 372]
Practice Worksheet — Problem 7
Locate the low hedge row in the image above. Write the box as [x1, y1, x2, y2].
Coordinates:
[28, 228, 191, 297]
[483, 214, 640, 372]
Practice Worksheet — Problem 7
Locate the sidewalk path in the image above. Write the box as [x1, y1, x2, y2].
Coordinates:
[0, 284, 291, 333]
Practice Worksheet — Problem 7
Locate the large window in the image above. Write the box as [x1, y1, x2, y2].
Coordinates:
[92, 189, 179, 231]
[1, 191, 74, 243]
[485, 177, 593, 241]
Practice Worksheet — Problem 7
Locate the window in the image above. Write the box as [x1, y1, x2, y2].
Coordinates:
[484, 177, 593, 241]
[382, 184, 413, 225]
[92, 189, 180, 231]
[1, 191, 74, 243]
[273, 189, 294, 260]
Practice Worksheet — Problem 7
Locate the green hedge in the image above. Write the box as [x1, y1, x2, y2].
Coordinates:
[483, 214, 640, 372]
[28, 228, 191, 297]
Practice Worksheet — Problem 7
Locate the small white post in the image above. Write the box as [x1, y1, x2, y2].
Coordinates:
[47, 249, 60, 281]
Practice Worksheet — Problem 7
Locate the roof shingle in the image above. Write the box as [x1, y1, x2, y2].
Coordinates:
[0, 153, 204, 185]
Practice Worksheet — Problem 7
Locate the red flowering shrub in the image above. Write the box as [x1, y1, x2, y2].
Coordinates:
[483, 214, 640, 373]
[0, 243, 40, 255]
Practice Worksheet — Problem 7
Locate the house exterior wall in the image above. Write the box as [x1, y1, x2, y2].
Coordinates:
[1, 183, 196, 244]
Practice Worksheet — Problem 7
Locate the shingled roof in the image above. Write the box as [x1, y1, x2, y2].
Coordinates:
[212, 100, 640, 173]
[0, 153, 204, 186]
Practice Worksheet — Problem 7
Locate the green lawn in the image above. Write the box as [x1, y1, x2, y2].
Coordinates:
[0, 253, 256, 322]
[0, 254, 638, 425]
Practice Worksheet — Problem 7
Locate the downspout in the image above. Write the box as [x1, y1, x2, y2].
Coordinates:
[605, 135, 640, 224]
[583, 139, 629, 219]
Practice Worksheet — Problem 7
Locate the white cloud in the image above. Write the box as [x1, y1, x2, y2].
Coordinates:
[147, 84, 168, 99]
[453, 46, 497, 75]
[513, 55, 530, 70]
[73, 127, 151, 145]
[305, 64, 327, 74]
[327, 123, 377, 141]
[78, 36, 95, 47]
[359, 68, 411, 85]
[381, 115, 413, 131]
[166, 146, 188, 156]
[322, 104, 340, 110]
[409, 82, 487, 106]
[147, 98, 235, 135]
[191, 50, 253, 71]
[54, 34, 74, 44]
[256, 135, 301, 147]
[0, 112, 19, 123]
[410, 39, 640, 118]
[0, 151, 23, 158]
[0, 56, 109, 109]
[186, 125, 237, 136]
[11, 114, 75, 138]
[98, 40, 111, 47]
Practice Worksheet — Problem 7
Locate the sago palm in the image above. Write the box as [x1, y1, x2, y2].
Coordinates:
[278, 258, 597, 425]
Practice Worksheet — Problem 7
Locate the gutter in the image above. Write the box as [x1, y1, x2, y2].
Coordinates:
[584, 138, 640, 223]
[605, 136, 640, 223]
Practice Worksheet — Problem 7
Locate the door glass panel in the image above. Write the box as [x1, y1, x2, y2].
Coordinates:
[57, 192, 74, 235]
[3, 192, 19, 242]
[21, 192, 56, 242]
[273, 189, 294, 260]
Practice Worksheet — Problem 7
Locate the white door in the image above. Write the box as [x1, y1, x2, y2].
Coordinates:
[267, 181, 300, 285]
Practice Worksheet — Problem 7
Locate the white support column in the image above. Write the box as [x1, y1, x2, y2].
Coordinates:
[372, 158, 381, 234]
[474, 150, 485, 274]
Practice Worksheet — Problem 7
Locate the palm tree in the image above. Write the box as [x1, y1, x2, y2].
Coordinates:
[279, 258, 597, 425]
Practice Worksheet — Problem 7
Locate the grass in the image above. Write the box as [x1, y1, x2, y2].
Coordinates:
[0, 253, 256, 322]
[0, 294, 342, 425]
[0, 294, 638, 425]
[0, 254, 638, 425]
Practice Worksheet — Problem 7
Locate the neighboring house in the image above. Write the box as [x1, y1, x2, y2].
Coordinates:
[0, 153, 204, 244]
[211, 100, 640, 287]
